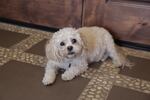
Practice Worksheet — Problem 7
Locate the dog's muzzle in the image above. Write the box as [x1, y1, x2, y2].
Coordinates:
[67, 46, 75, 55]
[67, 46, 73, 51]
[68, 52, 75, 55]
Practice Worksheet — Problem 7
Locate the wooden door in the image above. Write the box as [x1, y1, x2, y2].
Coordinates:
[0, 0, 83, 28]
[83, 0, 150, 45]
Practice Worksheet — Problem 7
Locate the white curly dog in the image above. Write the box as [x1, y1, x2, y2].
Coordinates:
[42, 27, 132, 85]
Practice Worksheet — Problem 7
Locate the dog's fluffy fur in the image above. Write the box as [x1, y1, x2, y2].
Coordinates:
[42, 26, 131, 85]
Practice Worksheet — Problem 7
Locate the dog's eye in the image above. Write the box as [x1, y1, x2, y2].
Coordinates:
[71, 39, 77, 44]
[60, 42, 65, 46]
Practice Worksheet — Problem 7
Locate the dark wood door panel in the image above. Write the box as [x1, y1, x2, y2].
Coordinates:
[111, 0, 150, 3]
[103, 0, 150, 45]
[82, 0, 106, 26]
[83, 0, 150, 45]
[0, 0, 83, 28]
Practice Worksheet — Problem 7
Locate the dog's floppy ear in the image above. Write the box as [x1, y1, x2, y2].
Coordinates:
[45, 39, 61, 61]
[77, 29, 88, 50]
[45, 40, 55, 60]
[77, 27, 96, 53]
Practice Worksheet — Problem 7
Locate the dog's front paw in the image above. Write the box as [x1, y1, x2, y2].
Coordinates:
[42, 75, 56, 85]
[61, 72, 75, 81]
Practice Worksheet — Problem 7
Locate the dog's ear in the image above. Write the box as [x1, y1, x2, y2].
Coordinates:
[77, 29, 88, 50]
[45, 40, 54, 60]
[77, 27, 96, 53]
[45, 39, 61, 61]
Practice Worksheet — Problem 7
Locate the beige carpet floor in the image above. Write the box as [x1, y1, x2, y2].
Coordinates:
[0, 22, 150, 100]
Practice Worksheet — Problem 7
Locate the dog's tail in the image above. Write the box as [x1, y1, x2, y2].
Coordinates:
[102, 28, 134, 69]
[105, 39, 134, 69]
[117, 52, 134, 69]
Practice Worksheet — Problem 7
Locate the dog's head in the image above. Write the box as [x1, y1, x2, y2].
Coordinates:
[46, 28, 84, 61]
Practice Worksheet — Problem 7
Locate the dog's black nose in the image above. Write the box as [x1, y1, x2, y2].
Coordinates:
[67, 46, 73, 51]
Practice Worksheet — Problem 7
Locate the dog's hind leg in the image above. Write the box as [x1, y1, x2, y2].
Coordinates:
[105, 35, 124, 67]
[101, 51, 109, 62]
[106, 37, 133, 68]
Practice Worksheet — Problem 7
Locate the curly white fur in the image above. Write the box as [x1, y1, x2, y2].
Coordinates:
[42, 26, 132, 85]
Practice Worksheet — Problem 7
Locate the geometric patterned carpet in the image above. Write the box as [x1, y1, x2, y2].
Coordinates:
[0, 22, 150, 100]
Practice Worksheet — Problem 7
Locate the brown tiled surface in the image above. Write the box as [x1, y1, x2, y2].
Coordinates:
[0, 29, 28, 48]
[0, 61, 89, 100]
[107, 86, 150, 100]
[26, 39, 47, 56]
[0, 22, 150, 100]
[88, 61, 102, 69]
[120, 56, 150, 81]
